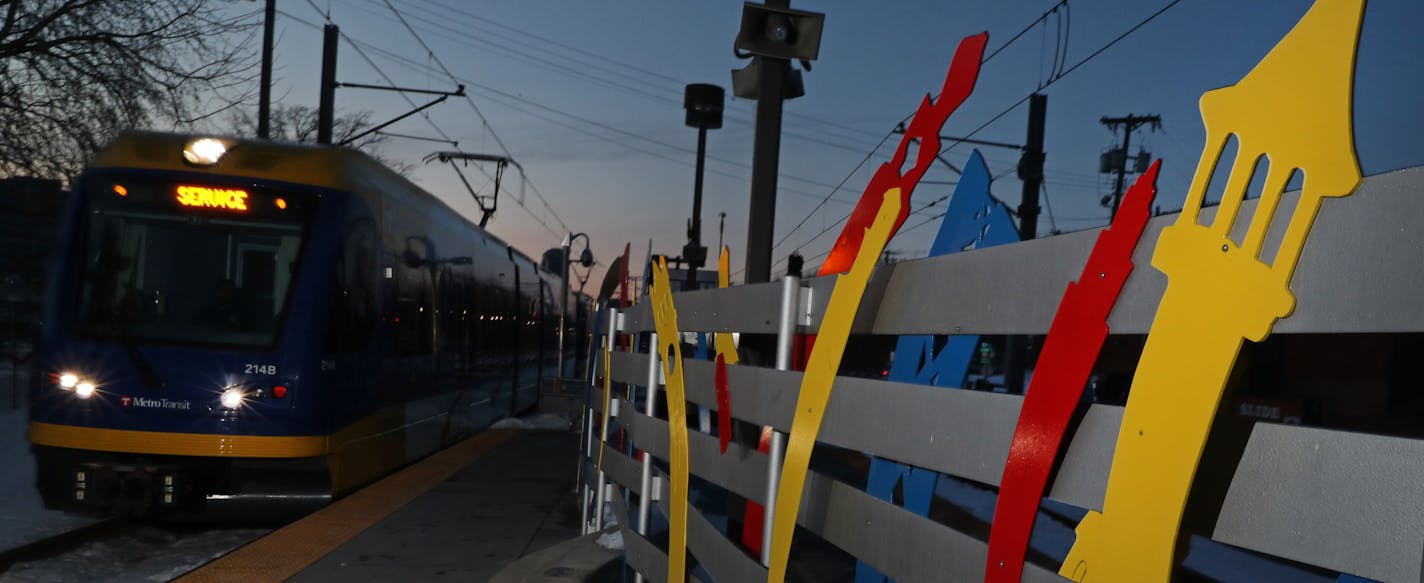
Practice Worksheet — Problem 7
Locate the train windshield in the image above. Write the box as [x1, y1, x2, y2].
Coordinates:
[76, 175, 315, 348]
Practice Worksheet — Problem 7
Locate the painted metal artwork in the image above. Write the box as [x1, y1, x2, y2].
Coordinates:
[648, 257, 693, 583]
[1061, 0, 1366, 580]
[768, 187, 902, 582]
[766, 33, 990, 580]
[857, 149, 1020, 583]
[714, 246, 739, 454]
[985, 161, 1160, 583]
[818, 33, 989, 277]
[741, 31, 992, 561]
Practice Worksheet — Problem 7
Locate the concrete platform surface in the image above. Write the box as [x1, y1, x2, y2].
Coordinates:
[179, 420, 596, 583]
[290, 429, 585, 582]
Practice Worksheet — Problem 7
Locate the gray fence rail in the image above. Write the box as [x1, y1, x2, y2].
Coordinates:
[579, 166, 1424, 583]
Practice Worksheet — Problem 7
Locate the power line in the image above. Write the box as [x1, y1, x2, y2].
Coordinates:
[311, 24, 862, 206]
[757, 0, 1188, 276]
[352, 0, 890, 157]
[415, 0, 890, 143]
[378, 0, 572, 237]
[278, 7, 566, 238]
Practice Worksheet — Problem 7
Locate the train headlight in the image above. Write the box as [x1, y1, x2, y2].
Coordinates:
[220, 388, 244, 409]
[74, 383, 96, 399]
[182, 137, 231, 166]
[58, 373, 78, 389]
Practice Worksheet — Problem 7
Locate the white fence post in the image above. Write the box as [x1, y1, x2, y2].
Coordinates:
[592, 307, 619, 533]
[762, 275, 801, 566]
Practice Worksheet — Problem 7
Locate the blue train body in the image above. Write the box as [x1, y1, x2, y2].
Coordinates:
[29, 132, 581, 518]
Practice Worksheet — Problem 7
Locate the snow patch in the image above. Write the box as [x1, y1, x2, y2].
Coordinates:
[491, 413, 573, 431]
[595, 529, 624, 550]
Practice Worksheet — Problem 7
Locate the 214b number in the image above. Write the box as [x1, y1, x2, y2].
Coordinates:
[245, 364, 277, 375]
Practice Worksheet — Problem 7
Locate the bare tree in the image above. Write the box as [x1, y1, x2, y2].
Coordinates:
[0, 0, 258, 180]
[229, 105, 414, 175]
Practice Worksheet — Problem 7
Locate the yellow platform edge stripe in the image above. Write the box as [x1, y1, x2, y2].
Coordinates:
[176, 428, 519, 583]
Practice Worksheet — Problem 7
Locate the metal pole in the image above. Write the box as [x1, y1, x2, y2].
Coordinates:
[580, 404, 596, 533]
[1017, 94, 1047, 240]
[1005, 94, 1048, 395]
[1111, 121, 1132, 220]
[744, 56, 787, 284]
[258, 0, 275, 139]
[557, 238, 571, 383]
[686, 126, 708, 291]
[635, 330, 660, 583]
[593, 308, 618, 532]
[761, 274, 800, 566]
[317, 24, 338, 145]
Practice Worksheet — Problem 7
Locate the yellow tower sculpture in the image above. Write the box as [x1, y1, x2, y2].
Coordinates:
[1061, 0, 1366, 580]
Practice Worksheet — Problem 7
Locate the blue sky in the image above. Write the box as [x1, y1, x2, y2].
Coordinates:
[231, 0, 1423, 287]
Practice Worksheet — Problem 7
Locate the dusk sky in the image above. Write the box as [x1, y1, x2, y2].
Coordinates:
[212, 0, 1423, 289]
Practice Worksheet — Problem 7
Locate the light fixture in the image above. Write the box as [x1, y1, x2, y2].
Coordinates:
[220, 388, 244, 409]
[182, 137, 233, 166]
[75, 383, 96, 399]
[58, 373, 78, 389]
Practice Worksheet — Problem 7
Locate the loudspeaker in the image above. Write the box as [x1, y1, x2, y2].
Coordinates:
[734, 3, 825, 62]
[730, 60, 805, 101]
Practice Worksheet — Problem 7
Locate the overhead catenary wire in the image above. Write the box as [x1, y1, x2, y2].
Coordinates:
[278, 7, 566, 238]
[285, 13, 863, 207]
[415, 0, 891, 143]
[351, 0, 890, 157]
[378, 0, 572, 237]
[761, 2, 1078, 269]
[762, 0, 1188, 274]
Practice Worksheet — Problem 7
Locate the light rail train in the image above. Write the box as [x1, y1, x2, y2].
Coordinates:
[28, 132, 585, 519]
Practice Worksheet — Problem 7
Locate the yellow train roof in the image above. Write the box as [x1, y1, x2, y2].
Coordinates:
[88, 130, 400, 193]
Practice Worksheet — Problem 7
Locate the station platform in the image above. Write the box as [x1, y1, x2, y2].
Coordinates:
[177, 389, 620, 583]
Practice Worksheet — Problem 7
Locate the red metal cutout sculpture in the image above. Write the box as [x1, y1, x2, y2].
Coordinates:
[983, 161, 1160, 583]
[715, 353, 732, 453]
[743, 30, 989, 559]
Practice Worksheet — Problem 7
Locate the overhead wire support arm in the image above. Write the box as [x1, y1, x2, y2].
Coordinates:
[336, 82, 467, 97]
[334, 83, 466, 146]
[375, 131, 458, 147]
[338, 95, 451, 146]
[423, 152, 522, 228]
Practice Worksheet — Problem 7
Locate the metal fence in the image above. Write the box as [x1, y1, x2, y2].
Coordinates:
[577, 166, 1424, 583]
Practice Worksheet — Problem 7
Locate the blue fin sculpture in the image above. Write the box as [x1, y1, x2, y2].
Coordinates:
[857, 150, 1021, 583]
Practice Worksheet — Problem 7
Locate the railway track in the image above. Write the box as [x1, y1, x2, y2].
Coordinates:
[0, 517, 269, 581]
[0, 517, 128, 574]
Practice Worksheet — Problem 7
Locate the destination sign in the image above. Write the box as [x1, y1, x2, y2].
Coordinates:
[175, 185, 249, 211]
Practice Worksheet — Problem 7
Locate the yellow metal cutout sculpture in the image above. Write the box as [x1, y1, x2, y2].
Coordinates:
[649, 258, 691, 583]
[1061, 0, 1366, 580]
[769, 188, 902, 582]
[715, 246, 740, 366]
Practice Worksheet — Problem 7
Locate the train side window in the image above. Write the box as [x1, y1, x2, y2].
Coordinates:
[325, 218, 377, 352]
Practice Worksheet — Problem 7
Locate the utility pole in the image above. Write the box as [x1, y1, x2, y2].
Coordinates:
[1100, 113, 1161, 219]
[1004, 93, 1048, 395]
[744, 12, 787, 285]
[317, 24, 339, 144]
[258, 0, 275, 139]
[1016, 94, 1047, 241]
[734, 2, 824, 283]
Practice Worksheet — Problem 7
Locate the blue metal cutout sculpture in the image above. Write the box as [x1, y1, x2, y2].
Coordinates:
[857, 150, 1021, 583]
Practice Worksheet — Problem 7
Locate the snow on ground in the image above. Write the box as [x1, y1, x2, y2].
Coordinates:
[2, 525, 267, 582]
[491, 412, 576, 432]
[0, 386, 101, 552]
[594, 528, 623, 551]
